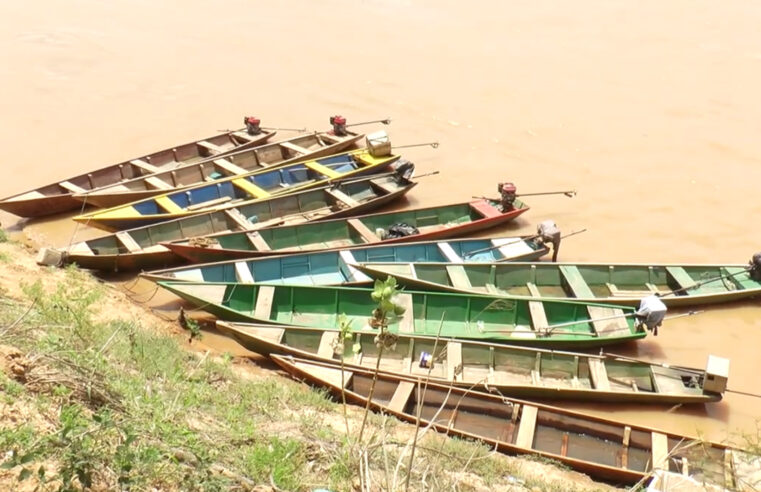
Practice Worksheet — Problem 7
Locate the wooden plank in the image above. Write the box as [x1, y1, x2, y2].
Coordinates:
[59, 180, 86, 194]
[339, 250, 371, 282]
[253, 285, 275, 320]
[446, 265, 472, 289]
[560, 433, 569, 457]
[144, 176, 173, 190]
[186, 196, 231, 211]
[622, 425, 631, 469]
[326, 188, 360, 207]
[130, 159, 160, 173]
[387, 380, 415, 413]
[515, 405, 538, 449]
[724, 449, 735, 489]
[224, 208, 253, 229]
[234, 262, 255, 283]
[305, 160, 341, 179]
[317, 331, 339, 359]
[470, 200, 502, 218]
[665, 266, 697, 290]
[369, 178, 398, 195]
[279, 141, 312, 155]
[116, 232, 142, 253]
[246, 232, 271, 251]
[232, 178, 268, 198]
[347, 219, 381, 243]
[651, 431, 669, 470]
[213, 158, 248, 175]
[447, 342, 462, 381]
[559, 265, 595, 298]
[437, 242, 462, 262]
[528, 301, 549, 332]
[588, 358, 611, 391]
[587, 306, 630, 336]
[155, 195, 183, 213]
[197, 140, 226, 153]
[395, 294, 414, 333]
[526, 282, 541, 298]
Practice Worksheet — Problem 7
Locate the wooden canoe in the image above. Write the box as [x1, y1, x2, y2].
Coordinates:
[271, 355, 758, 486]
[78, 131, 364, 209]
[352, 261, 761, 308]
[58, 172, 415, 271]
[216, 321, 724, 404]
[157, 282, 644, 349]
[162, 198, 530, 264]
[73, 150, 401, 232]
[0, 127, 274, 218]
[141, 235, 550, 284]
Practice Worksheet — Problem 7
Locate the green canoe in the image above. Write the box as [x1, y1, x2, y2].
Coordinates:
[157, 282, 645, 349]
[353, 260, 761, 307]
[216, 320, 725, 404]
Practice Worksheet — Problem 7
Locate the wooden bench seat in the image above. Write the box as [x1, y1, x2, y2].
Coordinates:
[232, 178, 268, 198]
[587, 306, 630, 336]
[665, 266, 697, 290]
[470, 200, 502, 219]
[279, 141, 312, 155]
[347, 219, 381, 243]
[144, 176, 173, 190]
[305, 160, 341, 179]
[155, 196, 183, 213]
[116, 232, 142, 253]
[395, 294, 414, 333]
[246, 232, 271, 251]
[559, 265, 595, 298]
[224, 208, 253, 229]
[197, 140, 226, 154]
[369, 178, 399, 195]
[338, 250, 371, 282]
[388, 381, 415, 413]
[515, 405, 538, 449]
[588, 358, 611, 391]
[317, 331, 339, 359]
[213, 158, 249, 176]
[234, 261, 255, 283]
[326, 188, 360, 207]
[129, 159, 160, 173]
[446, 265, 472, 289]
[186, 196, 231, 211]
[253, 285, 275, 320]
[59, 181, 87, 194]
[651, 432, 669, 470]
[447, 342, 463, 381]
[528, 301, 549, 333]
[437, 242, 463, 262]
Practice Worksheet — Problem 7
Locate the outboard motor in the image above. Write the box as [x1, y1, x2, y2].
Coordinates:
[394, 159, 416, 180]
[537, 220, 561, 262]
[244, 116, 261, 135]
[750, 252, 761, 281]
[635, 295, 667, 336]
[329, 115, 348, 136]
[498, 182, 517, 211]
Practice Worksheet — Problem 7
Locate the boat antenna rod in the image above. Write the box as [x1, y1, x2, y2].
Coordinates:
[346, 118, 392, 127]
[473, 190, 576, 200]
[462, 229, 586, 259]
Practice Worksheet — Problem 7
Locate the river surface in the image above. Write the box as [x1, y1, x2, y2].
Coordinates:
[0, 0, 759, 445]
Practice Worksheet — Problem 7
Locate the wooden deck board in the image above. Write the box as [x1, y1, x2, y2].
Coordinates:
[144, 176, 173, 190]
[253, 285, 275, 320]
[347, 219, 381, 243]
[515, 405, 538, 449]
[246, 232, 271, 251]
[234, 262, 255, 283]
[446, 265, 472, 289]
[587, 306, 630, 336]
[395, 294, 414, 333]
[588, 359, 611, 391]
[651, 432, 669, 470]
[326, 188, 360, 207]
[130, 159, 160, 173]
[317, 331, 339, 359]
[666, 266, 697, 290]
[528, 301, 549, 332]
[447, 342, 463, 381]
[437, 242, 463, 262]
[213, 158, 249, 175]
[116, 232, 142, 253]
[388, 380, 415, 413]
[59, 181, 87, 194]
[559, 265, 595, 298]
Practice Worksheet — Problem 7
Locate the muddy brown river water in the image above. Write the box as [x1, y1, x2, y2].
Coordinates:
[0, 1, 759, 444]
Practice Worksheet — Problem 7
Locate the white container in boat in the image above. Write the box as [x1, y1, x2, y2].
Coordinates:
[366, 131, 391, 157]
[703, 355, 729, 394]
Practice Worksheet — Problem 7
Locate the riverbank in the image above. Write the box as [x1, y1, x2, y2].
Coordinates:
[0, 235, 619, 491]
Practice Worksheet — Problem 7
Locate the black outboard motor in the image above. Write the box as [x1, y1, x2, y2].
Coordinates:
[750, 252, 761, 281]
[537, 220, 561, 262]
[244, 116, 261, 135]
[394, 159, 416, 180]
[497, 182, 517, 211]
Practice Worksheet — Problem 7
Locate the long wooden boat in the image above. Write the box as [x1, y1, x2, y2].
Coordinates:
[162, 198, 530, 264]
[79, 131, 364, 209]
[352, 261, 761, 308]
[272, 355, 759, 487]
[141, 235, 550, 284]
[56, 172, 415, 271]
[73, 150, 401, 231]
[156, 282, 644, 349]
[216, 321, 725, 404]
[0, 127, 274, 218]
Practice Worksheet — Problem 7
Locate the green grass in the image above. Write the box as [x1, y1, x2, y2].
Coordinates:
[0, 263, 625, 491]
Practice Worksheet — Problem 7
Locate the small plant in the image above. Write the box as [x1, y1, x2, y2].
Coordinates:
[0, 228, 8, 243]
